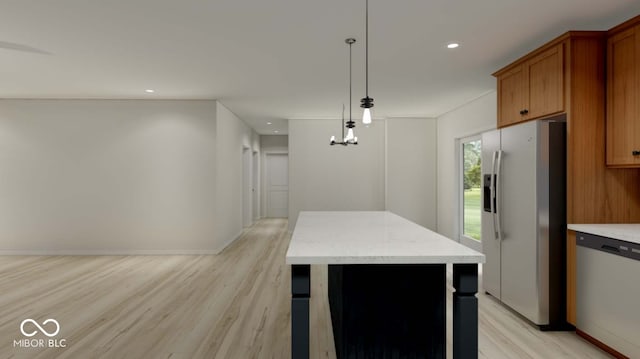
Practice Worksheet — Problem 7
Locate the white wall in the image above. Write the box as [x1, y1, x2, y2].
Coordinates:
[0, 100, 219, 253]
[288, 120, 385, 230]
[436, 92, 496, 240]
[260, 135, 288, 217]
[386, 118, 437, 230]
[260, 135, 288, 152]
[215, 102, 260, 250]
[0, 99, 259, 254]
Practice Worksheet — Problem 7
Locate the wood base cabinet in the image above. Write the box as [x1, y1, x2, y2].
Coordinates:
[607, 16, 640, 167]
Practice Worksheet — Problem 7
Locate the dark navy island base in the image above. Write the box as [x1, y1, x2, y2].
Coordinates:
[290, 263, 478, 359]
[286, 212, 484, 359]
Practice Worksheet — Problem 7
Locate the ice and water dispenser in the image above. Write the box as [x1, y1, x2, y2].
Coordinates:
[483, 174, 494, 213]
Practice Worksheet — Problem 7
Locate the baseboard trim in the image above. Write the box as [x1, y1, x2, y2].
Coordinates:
[0, 227, 253, 256]
[214, 229, 246, 254]
[576, 329, 629, 359]
[0, 249, 219, 256]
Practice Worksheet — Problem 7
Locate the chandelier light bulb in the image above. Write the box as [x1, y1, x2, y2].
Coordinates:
[362, 108, 372, 125]
[345, 128, 355, 142]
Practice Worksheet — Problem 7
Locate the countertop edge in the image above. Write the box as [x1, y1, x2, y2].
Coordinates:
[285, 255, 486, 265]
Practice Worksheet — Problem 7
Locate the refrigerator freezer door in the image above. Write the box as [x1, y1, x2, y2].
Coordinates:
[499, 120, 543, 324]
[481, 130, 501, 299]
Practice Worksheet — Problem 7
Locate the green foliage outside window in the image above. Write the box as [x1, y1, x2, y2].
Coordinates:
[463, 140, 482, 241]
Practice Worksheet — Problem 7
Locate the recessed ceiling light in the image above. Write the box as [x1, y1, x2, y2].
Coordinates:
[145, 89, 155, 93]
[447, 43, 459, 49]
[274, 130, 279, 133]
[267, 122, 272, 125]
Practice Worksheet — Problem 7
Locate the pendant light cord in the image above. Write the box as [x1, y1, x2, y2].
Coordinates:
[349, 40, 352, 122]
[365, 0, 369, 98]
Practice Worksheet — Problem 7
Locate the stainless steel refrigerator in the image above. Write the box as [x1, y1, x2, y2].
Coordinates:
[481, 117, 567, 328]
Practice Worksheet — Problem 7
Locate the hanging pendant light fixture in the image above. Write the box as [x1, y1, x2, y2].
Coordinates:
[360, 0, 373, 125]
[330, 38, 358, 146]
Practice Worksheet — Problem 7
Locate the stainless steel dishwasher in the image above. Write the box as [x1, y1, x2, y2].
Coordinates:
[576, 232, 640, 358]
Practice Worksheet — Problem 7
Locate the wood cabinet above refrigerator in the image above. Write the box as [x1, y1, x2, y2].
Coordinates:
[606, 15, 640, 167]
[494, 43, 564, 128]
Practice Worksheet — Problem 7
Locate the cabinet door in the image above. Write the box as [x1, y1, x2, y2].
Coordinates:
[607, 26, 640, 166]
[497, 64, 527, 128]
[527, 43, 564, 120]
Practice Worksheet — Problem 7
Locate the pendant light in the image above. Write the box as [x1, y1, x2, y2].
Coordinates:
[330, 38, 358, 146]
[360, 0, 373, 125]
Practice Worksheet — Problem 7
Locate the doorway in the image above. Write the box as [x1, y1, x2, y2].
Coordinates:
[242, 147, 252, 228]
[252, 151, 259, 222]
[265, 153, 288, 218]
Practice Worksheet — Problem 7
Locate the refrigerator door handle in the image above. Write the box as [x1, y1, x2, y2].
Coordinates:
[490, 151, 498, 240]
[495, 150, 503, 241]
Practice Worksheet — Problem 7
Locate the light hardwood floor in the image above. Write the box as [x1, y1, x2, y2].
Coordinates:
[0, 219, 611, 359]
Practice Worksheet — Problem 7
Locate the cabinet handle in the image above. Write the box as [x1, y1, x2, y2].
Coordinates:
[633, 150, 640, 156]
[519, 109, 529, 115]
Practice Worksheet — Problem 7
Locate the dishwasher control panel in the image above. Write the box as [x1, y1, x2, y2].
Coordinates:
[576, 232, 640, 261]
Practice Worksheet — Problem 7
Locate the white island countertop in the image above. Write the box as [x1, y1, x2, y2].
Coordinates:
[286, 211, 485, 265]
[568, 224, 640, 245]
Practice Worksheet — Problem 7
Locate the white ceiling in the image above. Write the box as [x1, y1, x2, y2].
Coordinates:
[2, 1, 640, 135]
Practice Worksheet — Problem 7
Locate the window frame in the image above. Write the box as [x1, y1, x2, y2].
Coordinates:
[458, 134, 483, 252]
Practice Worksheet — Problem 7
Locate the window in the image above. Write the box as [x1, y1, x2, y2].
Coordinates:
[459, 135, 482, 250]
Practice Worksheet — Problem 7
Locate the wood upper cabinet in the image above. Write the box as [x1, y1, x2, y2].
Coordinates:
[497, 64, 527, 127]
[495, 43, 564, 128]
[606, 21, 640, 167]
[527, 45, 565, 119]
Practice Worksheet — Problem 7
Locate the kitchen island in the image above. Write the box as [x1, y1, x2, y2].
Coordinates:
[285, 211, 485, 359]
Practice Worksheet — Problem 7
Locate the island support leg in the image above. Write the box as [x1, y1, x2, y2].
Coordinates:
[291, 264, 310, 359]
[453, 263, 478, 359]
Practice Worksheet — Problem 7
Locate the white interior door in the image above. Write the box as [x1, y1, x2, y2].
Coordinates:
[252, 151, 259, 221]
[266, 153, 288, 218]
[242, 148, 252, 227]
